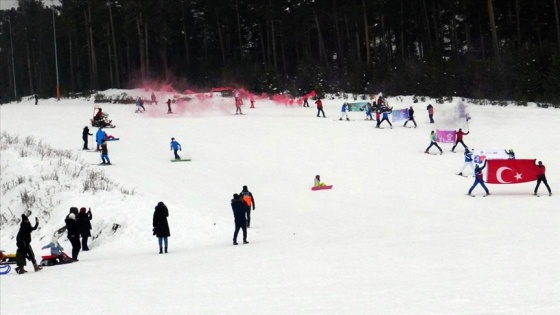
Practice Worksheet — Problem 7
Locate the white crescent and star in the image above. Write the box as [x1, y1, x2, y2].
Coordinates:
[496, 166, 523, 183]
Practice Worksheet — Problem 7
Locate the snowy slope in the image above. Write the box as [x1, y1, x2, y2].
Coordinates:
[1, 91, 559, 314]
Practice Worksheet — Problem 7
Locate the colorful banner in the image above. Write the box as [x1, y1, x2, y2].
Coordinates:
[391, 109, 409, 122]
[471, 149, 509, 164]
[436, 130, 456, 143]
[486, 159, 539, 184]
[347, 102, 370, 112]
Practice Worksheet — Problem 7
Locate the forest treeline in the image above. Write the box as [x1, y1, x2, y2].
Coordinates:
[1, 0, 560, 103]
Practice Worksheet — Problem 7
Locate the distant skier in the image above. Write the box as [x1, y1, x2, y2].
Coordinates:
[78, 207, 92, 251]
[240, 185, 255, 228]
[95, 127, 104, 151]
[451, 128, 469, 152]
[166, 99, 172, 114]
[339, 102, 350, 121]
[170, 137, 182, 160]
[458, 148, 474, 176]
[379, 108, 393, 129]
[314, 175, 326, 187]
[153, 202, 171, 254]
[375, 110, 381, 128]
[250, 97, 255, 108]
[403, 106, 417, 128]
[467, 160, 490, 196]
[534, 161, 552, 196]
[425, 130, 443, 154]
[82, 126, 92, 150]
[426, 104, 434, 123]
[151, 92, 157, 105]
[100, 139, 111, 165]
[303, 97, 309, 107]
[65, 212, 81, 261]
[234, 91, 243, 114]
[231, 194, 249, 245]
[315, 99, 326, 117]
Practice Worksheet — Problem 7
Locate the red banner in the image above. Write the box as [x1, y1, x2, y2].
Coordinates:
[486, 159, 539, 184]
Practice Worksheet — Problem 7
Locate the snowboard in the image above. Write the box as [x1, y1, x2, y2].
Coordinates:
[424, 151, 442, 155]
[95, 163, 114, 166]
[311, 185, 333, 191]
[171, 159, 192, 162]
[105, 138, 120, 141]
[456, 173, 468, 177]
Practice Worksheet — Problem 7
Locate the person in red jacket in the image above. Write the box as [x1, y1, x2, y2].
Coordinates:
[315, 99, 326, 117]
[534, 161, 552, 196]
[451, 128, 469, 152]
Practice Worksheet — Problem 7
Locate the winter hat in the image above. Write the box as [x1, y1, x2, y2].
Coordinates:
[80, 207, 87, 214]
[171, 137, 175, 141]
[21, 214, 28, 221]
[242, 185, 248, 190]
[68, 213, 76, 221]
[233, 193, 239, 199]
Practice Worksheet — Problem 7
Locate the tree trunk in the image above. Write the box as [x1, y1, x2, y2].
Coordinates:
[333, 0, 344, 62]
[422, 0, 432, 51]
[69, 34, 75, 92]
[216, 13, 226, 66]
[180, 1, 191, 66]
[515, 0, 521, 49]
[555, 0, 560, 50]
[361, 0, 370, 64]
[464, 0, 471, 54]
[26, 41, 34, 94]
[235, 0, 243, 60]
[487, 0, 500, 61]
[259, 23, 266, 64]
[108, 2, 120, 87]
[145, 21, 149, 78]
[107, 26, 114, 88]
[87, 1, 98, 89]
[136, 12, 146, 80]
[313, 8, 328, 66]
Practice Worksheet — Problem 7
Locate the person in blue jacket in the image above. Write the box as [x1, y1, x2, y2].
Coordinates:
[467, 160, 490, 196]
[170, 138, 182, 160]
[365, 102, 373, 120]
[42, 235, 71, 263]
[95, 127, 105, 151]
[458, 148, 474, 176]
[339, 102, 350, 121]
[379, 108, 393, 128]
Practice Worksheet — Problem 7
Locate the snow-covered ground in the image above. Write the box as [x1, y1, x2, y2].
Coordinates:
[1, 90, 559, 314]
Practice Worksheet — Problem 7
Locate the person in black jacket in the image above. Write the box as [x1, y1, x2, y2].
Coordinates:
[15, 214, 42, 274]
[82, 126, 93, 150]
[78, 207, 93, 251]
[239, 185, 255, 228]
[231, 194, 249, 245]
[403, 106, 417, 128]
[65, 208, 81, 261]
[153, 202, 170, 254]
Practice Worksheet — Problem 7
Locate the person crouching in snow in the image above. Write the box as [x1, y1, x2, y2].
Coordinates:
[467, 160, 490, 196]
[339, 102, 350, 121]
[314, 175, 326, 187]
[458, 148, 474, 176]
[42, 235, 71, 263]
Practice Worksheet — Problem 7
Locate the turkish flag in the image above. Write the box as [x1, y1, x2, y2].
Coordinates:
[486, 159, 539, 184]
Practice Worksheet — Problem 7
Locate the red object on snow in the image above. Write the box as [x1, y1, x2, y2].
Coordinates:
[311, 185, 333, 191]
[486, 159, 539, 184]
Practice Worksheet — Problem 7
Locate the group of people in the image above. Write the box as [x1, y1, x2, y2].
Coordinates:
[230, 186, 255, 246]
[14, 207, 92, 274]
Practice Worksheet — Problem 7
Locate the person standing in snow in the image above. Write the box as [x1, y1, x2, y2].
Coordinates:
[153, 202, 170, 254]
[451, 128, 469, 152]
[458, 148, 475, 176]
[95, 127, 104, 151]
[426, 104, 434, 123]
[82, 126, 92, 150]
[78, 207, 92, 251]
[151, 92, 157, 105]
[240, 185, 255, 228]
[339, 102, 350, 121]
[315, 99, 326, 117]
[379, 108, 393, 129]
[100, 139, 111, 165]
[425, 130, 443, 154]
[65, 208, 81, 261]
[403, 106, 417, 128]
[365, 102, 373, 120]
[534, 161, 552, 196]
[467, 160, 490, 196]
[303, 97, 310, 107]
[15, 214, 42, 274]
[231, 194, 249, 245]
[234, 91, 243, 114]
[170, 137, 182, 160]
[34, 94, 38, 105]
[375, 110, 381, 128]
[166, 99, 172, 114]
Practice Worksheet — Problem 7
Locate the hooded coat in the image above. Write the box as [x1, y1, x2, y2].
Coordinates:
[78, 209, 92, 237]
[16, 214, 38, 245]
[153, 202, 170, 237]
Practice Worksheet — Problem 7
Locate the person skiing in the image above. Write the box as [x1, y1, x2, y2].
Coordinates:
[379, 108, 393, 129]
[153, 202, 170, 254]
[403, 106, 417, 128]
[426, 104, 434, 123]
[458, 148, 475, 176]
[78, 207, 92, 251]
[375, 110, 381, 128]
[234, 91, 243, 114]
[82, 126, 92, 150]
[534, 161, 552, 196]
[231, 194, 249, 245]
[365, 102, 373, 120]
[65, 210, 81, 261]
[100, 139, 111, 165]
[451, 128, 469, 152]
[339, 102, 350, 121]
[42, 235, 71, 263]
[15, 214, 42, 274]
[170, 137, 182, 160]
[95, 127, 104, 151]
[425, 130, 443, 154]
[467, 160, 490, 196]
[315, 99, 326, 117]
[166, 99, 172, 114]
[240, 185, 255, 228]
[314, 175, 326, 187]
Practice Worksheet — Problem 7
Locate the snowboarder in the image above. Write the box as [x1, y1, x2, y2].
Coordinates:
[65, 210, 81, 261]
[379, 108, 393, 129]
[426, 104, 434, 123]
[467, 160, 490, 196]
[231, 194, 249, 245]
[153, 202, 170, 254]
[403, 106, 417, 128]
[451, 128, 469, 152]
[315, 99, 326, 117]
[42, 235, 71, 263]
[166, 99, 172, 114]
[339, 102, 350, 120]
[534, 161, 552, 196]
[82, 126, 92, 150]
[425, 130, 443, 154]
[240, 185, 255, 228]
[78, 207, 92, 251]
[15, 214, 42, 274]
[314, 175, 326, 187]
[95, 127, 104, 151]
[458, 148, 475, 176]
[100, 139, 111, 165]
[170, 137, 182, 160]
